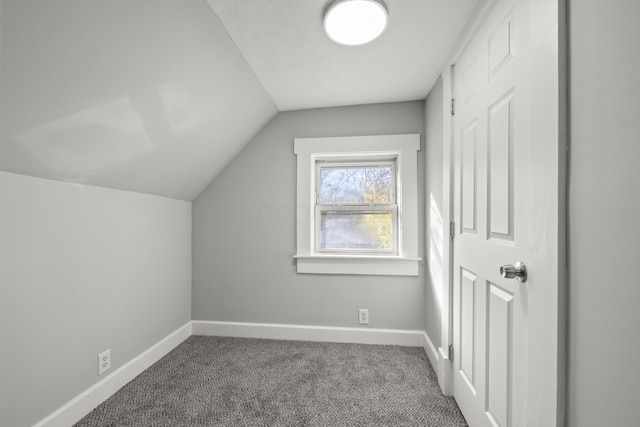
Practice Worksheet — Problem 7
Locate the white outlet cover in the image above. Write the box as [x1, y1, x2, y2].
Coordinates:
[358, 309, 369, 325]
[98, 349, 111, 375]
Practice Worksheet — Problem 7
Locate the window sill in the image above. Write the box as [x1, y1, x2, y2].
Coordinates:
[293, 254, 421, 276]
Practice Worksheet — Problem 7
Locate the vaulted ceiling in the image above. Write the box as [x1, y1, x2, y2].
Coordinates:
[0, 0, 478, 200]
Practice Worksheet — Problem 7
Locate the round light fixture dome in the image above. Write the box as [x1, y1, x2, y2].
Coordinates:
[323, 0, 388, 46]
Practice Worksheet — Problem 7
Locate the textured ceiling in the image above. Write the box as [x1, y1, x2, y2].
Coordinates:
[207, 0, 479, 111]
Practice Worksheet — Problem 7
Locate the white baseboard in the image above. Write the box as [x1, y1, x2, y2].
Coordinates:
[437, 346, 453, 396]
[34, 320, 432, 427]
[34, 322, 192, 427]
[420, 332, 454, 396]
[421, 331, 440, 372]
[192, 320, 426, 347]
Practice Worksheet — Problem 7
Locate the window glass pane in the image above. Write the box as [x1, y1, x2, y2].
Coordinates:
[319, 211, 393, 251]
[319, 165, 392, 204]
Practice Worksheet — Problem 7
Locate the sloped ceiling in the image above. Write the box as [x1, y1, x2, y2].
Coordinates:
[0, 0, 277, 200]
[0, 0, 479, 200]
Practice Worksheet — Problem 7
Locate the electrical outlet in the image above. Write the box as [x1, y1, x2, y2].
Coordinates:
[358, 309, 369, 325]
[98, 349, 111, 375]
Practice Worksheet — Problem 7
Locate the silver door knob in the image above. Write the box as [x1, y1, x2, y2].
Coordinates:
[500, 262, 527, 282]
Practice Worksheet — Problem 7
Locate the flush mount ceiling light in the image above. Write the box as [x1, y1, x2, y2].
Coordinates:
[323, 0, 388, 46]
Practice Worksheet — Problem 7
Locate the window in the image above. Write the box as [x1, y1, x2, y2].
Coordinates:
[294, 134, 420, 276]
[317, 159, 397, 253]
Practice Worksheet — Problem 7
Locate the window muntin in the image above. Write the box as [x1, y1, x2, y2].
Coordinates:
[315, 160, 398, 254]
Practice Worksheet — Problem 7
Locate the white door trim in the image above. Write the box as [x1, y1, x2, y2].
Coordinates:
[438, 0, 567, 425]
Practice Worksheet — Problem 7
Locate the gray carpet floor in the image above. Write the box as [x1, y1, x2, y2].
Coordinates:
[74, 336, 468, 426]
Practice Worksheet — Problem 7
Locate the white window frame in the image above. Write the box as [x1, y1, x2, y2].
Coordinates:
[294, 134, 421, 276]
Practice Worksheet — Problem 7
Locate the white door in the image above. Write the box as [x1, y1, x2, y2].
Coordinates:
[451, 0, 563, 426]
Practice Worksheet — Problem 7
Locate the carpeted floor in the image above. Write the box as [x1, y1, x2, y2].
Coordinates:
[74, 336, 468, 426]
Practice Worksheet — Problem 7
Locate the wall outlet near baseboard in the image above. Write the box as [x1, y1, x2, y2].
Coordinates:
[98, 349, 111, 375]
[358, 309, 369, 325]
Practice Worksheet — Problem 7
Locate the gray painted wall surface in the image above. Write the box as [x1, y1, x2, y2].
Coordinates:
[193, 102, 426, 330]
[0, 172, 192, 427]
[424, 77, 444, 344]
[568, 1, 640, 425]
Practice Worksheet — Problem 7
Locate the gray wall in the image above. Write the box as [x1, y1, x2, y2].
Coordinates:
[0, 172, 192, 427]
[568, 0, 640, 425]
[193, 101, 426, 330]
[424, 77, 444, 344]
